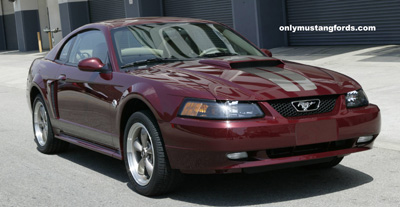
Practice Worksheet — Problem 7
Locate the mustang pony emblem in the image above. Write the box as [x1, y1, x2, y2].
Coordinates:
[291, 99, 320, 112]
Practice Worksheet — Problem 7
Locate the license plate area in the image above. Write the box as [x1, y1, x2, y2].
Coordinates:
[296, 119, 337, 146]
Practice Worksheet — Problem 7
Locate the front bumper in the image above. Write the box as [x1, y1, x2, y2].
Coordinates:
[162, 96, 381, 174]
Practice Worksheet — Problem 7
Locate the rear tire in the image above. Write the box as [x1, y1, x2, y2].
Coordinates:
[124, 110, 183, 196]
[32, 95, 69, 154]
[306, 157, 343, 169]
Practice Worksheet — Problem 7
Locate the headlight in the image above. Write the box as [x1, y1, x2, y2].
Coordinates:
[345, 89, 369, 108]
[178, 99, 264, 119]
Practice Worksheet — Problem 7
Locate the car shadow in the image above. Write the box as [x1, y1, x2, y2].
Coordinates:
[163, 166, 373, 206]
[57, 144, 129, 183]
[58, 145, 373, 206]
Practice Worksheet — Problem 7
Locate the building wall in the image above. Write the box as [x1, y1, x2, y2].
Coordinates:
[232, 0, 260, 47]
[2, 0, 397, 51]
[125, 0, 162, 18]
[13, 0, 41, 51]
[37, 0, 50, 49]
[286, 0, 400, 45]
[59, 0, 89, 37]
[232, 0, 287, 49]
[258, 0, 287, 48]
[137, 0, 163, 17]
[47, 0, 63, 45]
[0, 2, 5, 50]
[0, 0, 288, 51]
[1, 0, 18, 50]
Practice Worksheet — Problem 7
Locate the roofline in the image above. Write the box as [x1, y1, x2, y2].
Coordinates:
[90, 17, 221, 29]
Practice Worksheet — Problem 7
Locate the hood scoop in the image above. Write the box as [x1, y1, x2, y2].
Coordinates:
[199, 57, 283, 69]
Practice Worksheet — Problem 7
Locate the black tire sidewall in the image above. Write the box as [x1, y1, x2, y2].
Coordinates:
[32, 95, 55, 152]
[123, 111, 167, 195]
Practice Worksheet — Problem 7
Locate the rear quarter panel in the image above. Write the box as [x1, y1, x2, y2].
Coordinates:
[27, 58, 61, 118]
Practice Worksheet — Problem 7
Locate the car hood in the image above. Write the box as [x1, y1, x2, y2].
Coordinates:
[131, 55, 361, 101]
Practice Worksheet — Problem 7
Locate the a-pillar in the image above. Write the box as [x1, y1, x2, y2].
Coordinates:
[13, 0, 40, 51]
[58, 0, 90, 37]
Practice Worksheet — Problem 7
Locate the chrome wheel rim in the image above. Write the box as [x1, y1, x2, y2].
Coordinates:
[33, 101, 48, 146]
[126, 123, 155, 186]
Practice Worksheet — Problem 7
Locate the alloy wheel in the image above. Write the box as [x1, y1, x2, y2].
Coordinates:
[126, 123, 155, 186]
[33, 101, 48, 146]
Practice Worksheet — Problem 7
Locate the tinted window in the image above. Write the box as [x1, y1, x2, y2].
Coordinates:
[111, 23, 264, 69]
[58, 37, 75, 62]
[68, 30, 108, 65]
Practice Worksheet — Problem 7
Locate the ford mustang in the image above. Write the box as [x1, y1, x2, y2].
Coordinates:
[27, 17, 381, 196]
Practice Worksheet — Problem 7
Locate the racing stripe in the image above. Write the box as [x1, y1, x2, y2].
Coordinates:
[260, 67, 317, 91]
[240, 68, 301, 92]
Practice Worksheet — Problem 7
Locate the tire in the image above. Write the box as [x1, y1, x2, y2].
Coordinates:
[32, 95, 69, 154]
[123, 110, 183, 196]
[306, 157, 343, 169]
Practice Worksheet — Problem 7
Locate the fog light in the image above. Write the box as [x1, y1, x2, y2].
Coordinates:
[357, 135, 374, 144]
[226, 152, 248, 160]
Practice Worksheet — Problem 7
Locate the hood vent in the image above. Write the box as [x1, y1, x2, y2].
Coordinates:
[199, 58, 283, 69]
[230, 60, 283, 68]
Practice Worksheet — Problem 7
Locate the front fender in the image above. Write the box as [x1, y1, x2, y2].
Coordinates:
[114, 81, 185, 151]
[116, 81, 185, 124]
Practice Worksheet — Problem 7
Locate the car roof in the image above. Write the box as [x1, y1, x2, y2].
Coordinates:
[44, 17, 221, 62]
[90, 17, 219, 29]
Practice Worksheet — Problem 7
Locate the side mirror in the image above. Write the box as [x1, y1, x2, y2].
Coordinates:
[78, 58, 106, 72]
[261, 49, 272, 57]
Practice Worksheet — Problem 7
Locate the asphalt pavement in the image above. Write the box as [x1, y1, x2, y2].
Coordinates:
[0, 46, 399, 206]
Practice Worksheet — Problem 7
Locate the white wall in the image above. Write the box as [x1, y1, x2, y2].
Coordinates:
[0, 1, 3, 16]
[13, 0, 38, 12]
[37, 0, 50, 49]
[46, 0, 62, 45]
[58, 0, 88, 3]
[1, 0, 14, 15]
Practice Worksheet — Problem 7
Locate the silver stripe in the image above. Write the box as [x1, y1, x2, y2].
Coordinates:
[261, 67, 317, 91]
[240, 68, 300, 92]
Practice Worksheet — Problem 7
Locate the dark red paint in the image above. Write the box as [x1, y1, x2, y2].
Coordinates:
[27, 17, 380, 174]
[77, 57, 105, 72]
[260, 48, 272, 57]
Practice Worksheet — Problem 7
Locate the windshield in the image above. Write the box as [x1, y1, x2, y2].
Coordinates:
[111, 22, 264, 69]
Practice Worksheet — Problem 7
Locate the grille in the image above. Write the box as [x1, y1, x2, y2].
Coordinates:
[266, 139, 356, 159]
[268, 95, 338, 117]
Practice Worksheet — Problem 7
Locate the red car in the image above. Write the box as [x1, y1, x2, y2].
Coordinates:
[27, 17, 381, 196]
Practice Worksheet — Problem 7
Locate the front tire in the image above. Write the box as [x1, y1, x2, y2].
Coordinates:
[32, 95, 69, 154]
[124, 110, 182, 196]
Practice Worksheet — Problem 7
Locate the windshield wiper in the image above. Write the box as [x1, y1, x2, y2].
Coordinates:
[121, 58, 183, 69]
[199, 52, 238, 58]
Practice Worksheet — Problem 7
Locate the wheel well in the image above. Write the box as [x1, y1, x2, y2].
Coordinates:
[30, 87, 41, 107]
[119, 98, 155, 147]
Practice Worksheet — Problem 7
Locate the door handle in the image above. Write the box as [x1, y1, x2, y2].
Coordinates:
[58, 74, 66, 81]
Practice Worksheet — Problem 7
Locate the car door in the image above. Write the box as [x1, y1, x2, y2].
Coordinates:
[55, 30, 115, 147]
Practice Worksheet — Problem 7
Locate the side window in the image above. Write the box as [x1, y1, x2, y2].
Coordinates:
[57, 37, 75, 62]
[68, 30, 108, 65]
